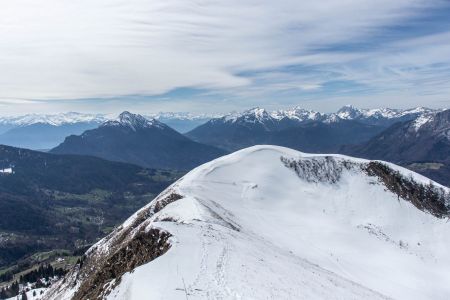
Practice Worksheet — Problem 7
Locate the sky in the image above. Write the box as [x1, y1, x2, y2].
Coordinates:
[1, 0, 450, 115]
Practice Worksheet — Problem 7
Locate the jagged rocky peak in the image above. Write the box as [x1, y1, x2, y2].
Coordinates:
[118, 111, 149, 126]
[272, 106, 322, 121]
[223, 107, 272, 123]
[336, 104, 363, 119]
[242, 107, 272, 121]
[246, 107, 269, 117]
[102, 111, 165, 131]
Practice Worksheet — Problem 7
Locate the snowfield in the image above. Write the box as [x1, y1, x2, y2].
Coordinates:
[46, 145, 450, 300]
[6, 288, 46, 300]
[0, 167, 13, 174]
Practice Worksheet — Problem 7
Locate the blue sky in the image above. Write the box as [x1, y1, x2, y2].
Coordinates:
[1, 0, 450, 115]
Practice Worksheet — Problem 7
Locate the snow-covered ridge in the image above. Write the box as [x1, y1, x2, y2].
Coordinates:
[0, 106, 442, 127]
[272, 106, 322, 122]
[336, 105, 438, 120]
[46, 145, 450, 300]
[0, 112, 215, 127]
[0, 112, 108, 126]
[222, 107, 272, 123]
[412, 114, 434, 131]
[217, 105, 441, 126]
[147, 112, 220, 121]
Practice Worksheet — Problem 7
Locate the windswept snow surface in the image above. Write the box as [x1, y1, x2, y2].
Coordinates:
[51, 146, 450, 300]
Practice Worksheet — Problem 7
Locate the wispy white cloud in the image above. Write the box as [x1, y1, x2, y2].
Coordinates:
[0, 0, 448, 111]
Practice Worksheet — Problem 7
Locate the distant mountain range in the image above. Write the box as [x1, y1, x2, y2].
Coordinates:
[342, 109, 450, 186]
[0, 122, 103, 150]
[186, 106, 437, 152]
[148, 112, 219, 133]
[0, 113, 107, 150]
[185, 105, 450, 186]
[330, 105, 437, 126]
[50, 112, 226, 170]
[0, 144, 180, 268]
[0, 106, 438, 150]
[0, 112, 216, 150]
[0, 112, 107, 128]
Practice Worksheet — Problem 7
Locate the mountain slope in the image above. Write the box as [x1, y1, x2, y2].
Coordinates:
[344, 109, 449, 162]
[342, 109, 450, 185]
[268, 120, 384, 153]
[46, 146, 450, 300]
[186, 108, 385, 152]
[50, 112, 226, 170]
[0, 145, 180, 268]
[185, 108, 287, 151]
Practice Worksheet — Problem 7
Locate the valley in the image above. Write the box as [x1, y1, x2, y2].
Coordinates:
[0, 106, 449, 299]
[2, 2, 450, 298]
[0, 144, 182, 296]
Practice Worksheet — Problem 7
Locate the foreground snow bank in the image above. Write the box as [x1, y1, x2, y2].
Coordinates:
[47, 145, 450, 300]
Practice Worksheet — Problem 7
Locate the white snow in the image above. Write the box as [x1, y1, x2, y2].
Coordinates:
[101, 111, 166, 131]
[333, 105, 438, 123]
[0, 167, 13, 174]
[222, 107, 272, 124]
[0, 106, 440, 129]
[48, 145, 450, 300]
[272, 107, 322, 122]
[6, 288, 46, 300]
[412, 114, 434, 131]
[147, 112, 221, 121]
[0, 112, 107, 126]
[212, 106, 440, 127]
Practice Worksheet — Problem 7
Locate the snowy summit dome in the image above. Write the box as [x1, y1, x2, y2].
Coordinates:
[46, 145, 450, 300]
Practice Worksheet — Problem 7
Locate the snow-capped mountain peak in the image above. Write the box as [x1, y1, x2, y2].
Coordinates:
[223, 107, 272, 124]
[46, 146, 450, 300]
[336, 104, 363, 119]
[102, 111, 165, 131]
[118, 111, 151, 126]
[272, 106, 322, 122]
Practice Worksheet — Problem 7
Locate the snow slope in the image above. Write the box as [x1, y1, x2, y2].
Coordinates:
[46, 146, 450, 300]
[6, 288, 46, 300]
